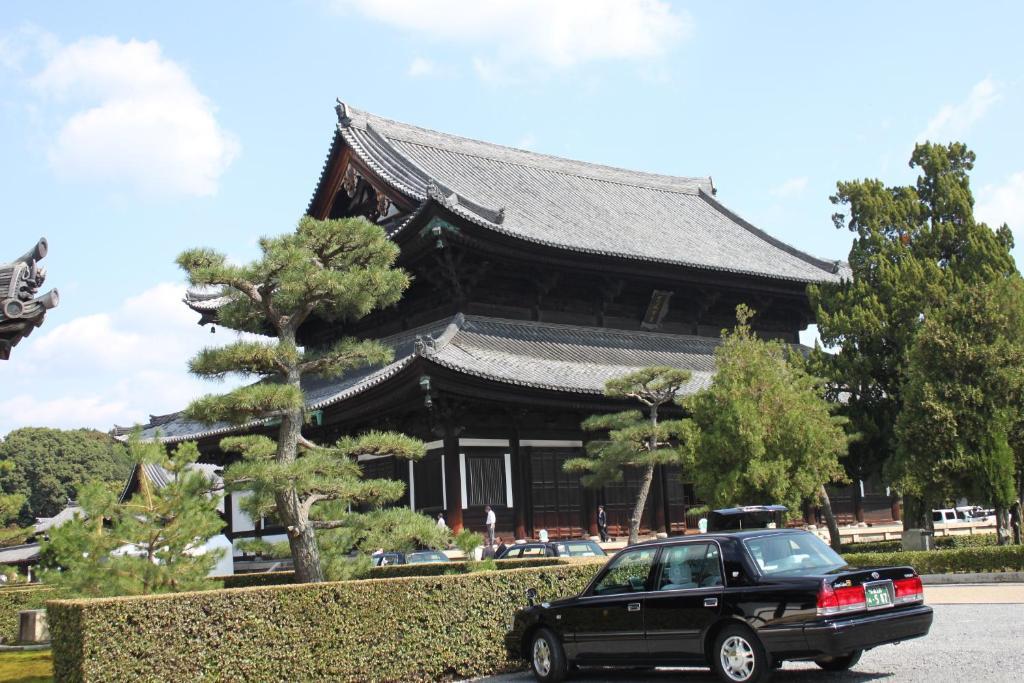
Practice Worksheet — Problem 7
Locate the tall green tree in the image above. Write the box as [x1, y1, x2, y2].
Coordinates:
[685, 306, 849, 547]
[809, 142, 1016, 527]
[895, 276, 1024, 542]
[0, 428, 132, 524]
[40, 438, 223, 597]
[566, 367, 696, 546]
[178, 216, 419, 582]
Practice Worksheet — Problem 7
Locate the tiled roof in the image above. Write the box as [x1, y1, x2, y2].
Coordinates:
[324, 102, 847, 283]
[33, 504, 82, 534]
[137, 314, 721, 444]
[0, 543, 40, 566]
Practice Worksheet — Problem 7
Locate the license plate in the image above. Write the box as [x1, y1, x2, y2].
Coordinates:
[865, 582, 893, 609]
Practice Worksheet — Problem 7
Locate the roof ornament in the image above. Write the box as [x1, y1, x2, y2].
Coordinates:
[335, 99, 352, 127]
[494, 207, 505, 225]
[342, 165, 360, 197]
[414, 334, 437, 356]
[0, 238, 59, 360]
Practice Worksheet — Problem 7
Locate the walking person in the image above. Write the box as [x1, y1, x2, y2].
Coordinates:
[484, 504, 497, 545]
[436, 512, 447, 529]
[597, 504, 609, 542]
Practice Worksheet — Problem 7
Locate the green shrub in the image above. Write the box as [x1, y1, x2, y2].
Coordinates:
[49, 560, 605, 682]
[219, 556, 581, 586]
[218, 571, 296, 590]
[0, 584, 63, 643]
[843, 544, 1024, 574]
[934, 534, 998, 549]
[841, 539, 902, 554]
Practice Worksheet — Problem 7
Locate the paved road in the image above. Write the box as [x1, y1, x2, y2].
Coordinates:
[480, 604, 1024, 683]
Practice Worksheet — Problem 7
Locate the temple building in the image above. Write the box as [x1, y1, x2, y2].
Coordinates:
[138, 101, 857, 548]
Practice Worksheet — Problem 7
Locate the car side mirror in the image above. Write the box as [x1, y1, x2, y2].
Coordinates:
[526, 587, 539, 607]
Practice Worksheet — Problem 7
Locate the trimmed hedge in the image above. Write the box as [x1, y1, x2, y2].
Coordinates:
[0, 584, 62, 643]
[49, 560, 606, 682]
[844, 544, 1024, 574]
[934, 533, 998, 549]
[841, 534, 999, 555]
[219, 557, 584, 588]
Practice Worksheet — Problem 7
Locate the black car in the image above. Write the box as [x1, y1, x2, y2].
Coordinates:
[498, 540, 607, 560]
[370, 550, 450, 566]
[505, 529, 932, 682]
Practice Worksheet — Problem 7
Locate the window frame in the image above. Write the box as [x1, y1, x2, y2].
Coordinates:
[585, 545, 661, 597]
[653, 540, 725, 592]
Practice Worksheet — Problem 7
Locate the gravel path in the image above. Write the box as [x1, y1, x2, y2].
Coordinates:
[480, 604, 1024, 683]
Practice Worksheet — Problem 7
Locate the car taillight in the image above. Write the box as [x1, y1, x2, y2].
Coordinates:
[893, 576, 924, 604]
[817, 579, 866, 616]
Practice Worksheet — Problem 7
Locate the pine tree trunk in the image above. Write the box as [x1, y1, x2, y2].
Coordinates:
[276, 366, 324, 583]
[819, 484, 842, 551]
[630, 462, 656, 546]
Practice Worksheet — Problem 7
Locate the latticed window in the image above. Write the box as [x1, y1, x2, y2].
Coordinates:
[466, 455, 506, 507]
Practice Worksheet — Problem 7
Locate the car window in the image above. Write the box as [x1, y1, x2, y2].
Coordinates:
[522, 546, 547, 556]
[592, 547, 658, 595]
[932, 511, 943, 522]
[407, 551, 446, 563]
[563, 541, 603, 557]
[744, 533, 846, 577]
[657, 543, 722, 591]
[503, 547, 523, 558]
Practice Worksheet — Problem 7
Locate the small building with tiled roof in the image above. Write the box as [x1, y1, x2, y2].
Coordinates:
[141, 101, 854, 545]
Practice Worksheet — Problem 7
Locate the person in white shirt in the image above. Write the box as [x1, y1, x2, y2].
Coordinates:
[437, 512, 447, 529]
[484, 505, 497, 545]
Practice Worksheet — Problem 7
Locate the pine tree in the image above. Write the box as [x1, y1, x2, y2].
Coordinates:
[177, 216, 425, 582]
[40, 438, 223, 597]
[685, 306, 849, 546]
[565, 367, 696, 546]
[809, 143, 1017, 527]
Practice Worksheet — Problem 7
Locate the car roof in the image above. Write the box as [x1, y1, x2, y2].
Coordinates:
[711, 505, 789, 516]
[633, 528, 807, 548]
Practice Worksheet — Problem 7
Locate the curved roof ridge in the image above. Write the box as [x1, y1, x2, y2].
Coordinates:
[697, 189, 842, 276]
[338, 101, 713, 196]
[459, 314, 722, 347]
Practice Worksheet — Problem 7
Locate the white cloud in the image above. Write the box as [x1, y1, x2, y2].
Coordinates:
[30, 37, 239, 197]
[977, 171, 1024, 230]
[407, 56, 437, 77]
[770, 176, 808, 198]
[918, 77, 1001, 142]
[0, 283, 251, 435]
[333, 0, 691, 76]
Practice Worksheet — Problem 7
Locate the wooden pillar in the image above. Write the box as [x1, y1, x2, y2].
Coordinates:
[853, 480, 865, 523]
[443, 426, 463, 532]
[652, 467, 666, 533]
[585, 487, 599, 537]
[510, 428, 527, 540]
[659, 465, 672, 535]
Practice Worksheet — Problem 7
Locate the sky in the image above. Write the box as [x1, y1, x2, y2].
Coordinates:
[1, 1, 1023, 437]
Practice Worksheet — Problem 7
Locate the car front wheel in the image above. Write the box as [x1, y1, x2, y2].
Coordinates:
[815, 650, 862, 671]
[530, 628, 568, 683]
[711, 625, 770, 683]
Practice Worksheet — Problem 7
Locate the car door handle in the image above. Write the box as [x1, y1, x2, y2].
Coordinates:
[627, 602, 641, 612]
[704, 598, 718, 607]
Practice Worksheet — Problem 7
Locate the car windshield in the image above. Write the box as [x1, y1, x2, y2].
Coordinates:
[743, 533, 847, 576]
[407, 551, 447, 563]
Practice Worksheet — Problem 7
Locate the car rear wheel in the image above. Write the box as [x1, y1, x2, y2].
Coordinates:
[711, 625, 770, 683]
[530, 628, 568, 683]
[815, 650, 862, 671]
